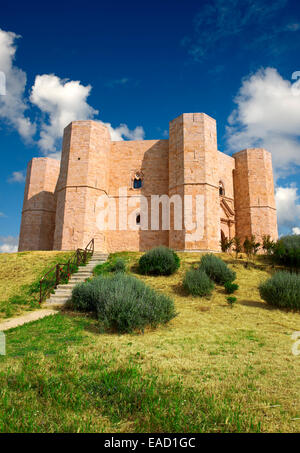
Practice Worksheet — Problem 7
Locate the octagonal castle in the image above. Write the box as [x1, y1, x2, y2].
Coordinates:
[18, 113, 278, 252]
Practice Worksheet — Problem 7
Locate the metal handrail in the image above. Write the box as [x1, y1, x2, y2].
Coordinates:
[39, 238, 94, 304]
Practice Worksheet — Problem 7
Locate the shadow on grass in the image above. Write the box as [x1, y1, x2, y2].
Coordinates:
[238, 299, 273, 310]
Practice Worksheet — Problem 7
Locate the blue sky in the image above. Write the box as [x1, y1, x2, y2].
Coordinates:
[1, 0, 300, 251]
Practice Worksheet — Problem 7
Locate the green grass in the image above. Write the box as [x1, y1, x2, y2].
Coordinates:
[0, 314, 259, 433]
[0, 251, 73, 319]
[0, 251, 299, 432]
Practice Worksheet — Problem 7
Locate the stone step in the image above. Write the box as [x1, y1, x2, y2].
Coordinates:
[54, 288, 73, 294]
[44, 299, 69, 307]
[42, 254, 108, 308]
[49, 293, 72, 299]
[71, 272, 92, 276]
[57, 283, 77, 289]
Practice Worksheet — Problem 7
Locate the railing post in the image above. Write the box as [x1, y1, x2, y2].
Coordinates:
[55, 264, 60, 287]
[39, 280, 42, 304]
[84, 249, 87, 264]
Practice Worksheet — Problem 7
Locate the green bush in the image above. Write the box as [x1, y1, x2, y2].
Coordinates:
[224, 281, 239, 294]
[93, 261, 111, 276]
[93, 257, 126, 276]
[183, 269, 214, 297]
[273, 235, 300, 267]
[139, 246, 180, 276]
[110, 258, 126, 273]
[72, 273, 177, 333]
[226, 296, 237, 308]
[199, 254, 236, 284]
[259, 271, 300, 309]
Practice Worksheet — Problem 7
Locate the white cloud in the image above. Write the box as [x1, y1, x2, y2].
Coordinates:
[275, 185, 300, 232]
[106, 78, 129, 88]
[0, 236, 18, 253]
[0, 29, 35, 140]
[7, 170, 25, 183]
[0, 29, 145, 156]
[227, 67, 300, 178]
[104, 122, 145, 141]
[30, 74, 99, 154]
[292, 227, 300, 234]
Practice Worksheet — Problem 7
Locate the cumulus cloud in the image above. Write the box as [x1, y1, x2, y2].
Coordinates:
[7, 170, 25, 183]
[0, 28, 145, 157]
[0, 235, 18, 253]
[275, 186, 300, 232]
[104, 122, 145, 141]
[30, 74, 99, 155]
[227, 67, 300, 178]
[0, 29, 35, 140]
[292, 227, 300, 234]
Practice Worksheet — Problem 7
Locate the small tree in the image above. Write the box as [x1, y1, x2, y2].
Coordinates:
[262, 235, 275, 256]
[244, 235, 260, 262]
[250, 234, 261, 256]
[220, 236, 234, 253]
[243, 236, 252, 262]
[232, 237, 242, 259]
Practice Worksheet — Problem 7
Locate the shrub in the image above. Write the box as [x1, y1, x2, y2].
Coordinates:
[183, 269, 214, 297]
[226, 296, 237, 308]
[72, 273, 177, 333]
[224, 281, 239, 294]
[262, 235, 276, 255]
[232, 237, 243, 259]
[71, 281, 98, 312]
[220, 236, 233, 253]
[110, 258, 126, 273]
[93, 261, 111, 276]
[259, 271, 300, 309]
[93, 257, 126, 276]
[139, 246, 180, 276]
[199, 254, 236, 284]
[243, 235, 260, 259]
[272, 235, 300, 267]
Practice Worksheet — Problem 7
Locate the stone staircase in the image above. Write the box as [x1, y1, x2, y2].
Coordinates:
[44, 252, 108, 308]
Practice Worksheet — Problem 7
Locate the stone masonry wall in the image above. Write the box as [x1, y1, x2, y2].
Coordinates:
[19, 158, 60, 251]
[19, 115, 278, 252]
[233, 148, 278, 244]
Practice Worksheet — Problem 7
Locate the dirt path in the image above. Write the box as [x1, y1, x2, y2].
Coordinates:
[0, 309, 58, 331]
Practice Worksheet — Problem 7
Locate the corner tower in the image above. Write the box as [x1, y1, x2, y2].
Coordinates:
[53, 121, 110, 251]
[19, 158, 60, 251]
[233, 148, 278, 243]
[169, 113, 221, 251]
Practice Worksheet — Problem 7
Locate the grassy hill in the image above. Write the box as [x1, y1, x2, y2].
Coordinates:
[0, 251, 299, 432]
[0, 251, 72, 319]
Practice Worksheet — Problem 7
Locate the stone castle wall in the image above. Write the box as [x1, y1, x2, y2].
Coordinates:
[18, 113, 278, 252]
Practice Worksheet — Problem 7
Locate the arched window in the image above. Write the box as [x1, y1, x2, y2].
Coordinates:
[133, 171, 143, 189]
[219, 181, 225, 196]
[136, 214, 141, 225]
[133, 178, 142, 189]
